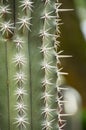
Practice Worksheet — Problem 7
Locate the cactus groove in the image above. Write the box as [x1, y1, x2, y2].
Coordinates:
[0, 0, 72, 130]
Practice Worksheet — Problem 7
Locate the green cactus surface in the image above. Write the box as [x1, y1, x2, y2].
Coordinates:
[0, 0, 72, 130]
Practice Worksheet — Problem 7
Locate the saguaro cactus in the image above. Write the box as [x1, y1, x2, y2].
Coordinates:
[0, 0, 72, 130]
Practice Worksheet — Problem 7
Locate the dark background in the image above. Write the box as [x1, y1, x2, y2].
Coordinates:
[59, 0, 86, 129]
[60, 0, 86, 107]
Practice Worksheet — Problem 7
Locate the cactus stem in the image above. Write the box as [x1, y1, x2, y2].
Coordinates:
[0, 0, 72, 129]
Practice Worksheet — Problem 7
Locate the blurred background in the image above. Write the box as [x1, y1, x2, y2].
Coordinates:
[59, 0, 86, 130]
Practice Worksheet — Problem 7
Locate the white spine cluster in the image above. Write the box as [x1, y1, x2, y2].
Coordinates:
[13, 40, 29, 128]
[0, 5, 11, 17]
[12, 0, 33, 129]
[41, 0, 73, 130]
[40, 1, 57, 130]
[0, 20, 14, 37]
[13, 49, 29, 127]
[0, 2, 14, 39]
[0, 1, 29, 129]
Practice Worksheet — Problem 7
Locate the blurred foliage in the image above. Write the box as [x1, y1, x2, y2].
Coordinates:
[74, 0, 86, 7]
[82, 110, 86, 130]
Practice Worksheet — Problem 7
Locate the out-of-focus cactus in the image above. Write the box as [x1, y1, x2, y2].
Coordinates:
[0, 0, 72, 130]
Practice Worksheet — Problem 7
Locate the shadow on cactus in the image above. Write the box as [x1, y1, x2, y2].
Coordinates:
[0, 0, 73, 130]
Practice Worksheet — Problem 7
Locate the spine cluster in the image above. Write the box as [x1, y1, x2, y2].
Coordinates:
[40, 0, 58, 130]
[0, 0, 33, 129]
[40, 0, 72, 130]
[13, 0, 33, 129]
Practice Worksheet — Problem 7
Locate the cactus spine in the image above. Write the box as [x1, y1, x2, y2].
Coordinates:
[0, 0, 72, 130]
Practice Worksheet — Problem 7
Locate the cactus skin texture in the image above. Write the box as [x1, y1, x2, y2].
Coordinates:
[0, 0, 72, 130]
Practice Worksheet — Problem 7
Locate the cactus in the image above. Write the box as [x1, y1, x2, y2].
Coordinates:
[0, 0, 73, 130]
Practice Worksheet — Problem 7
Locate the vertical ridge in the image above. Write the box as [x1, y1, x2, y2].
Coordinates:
[28, 32, 33, 130]
[5, 43, 10, 130]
